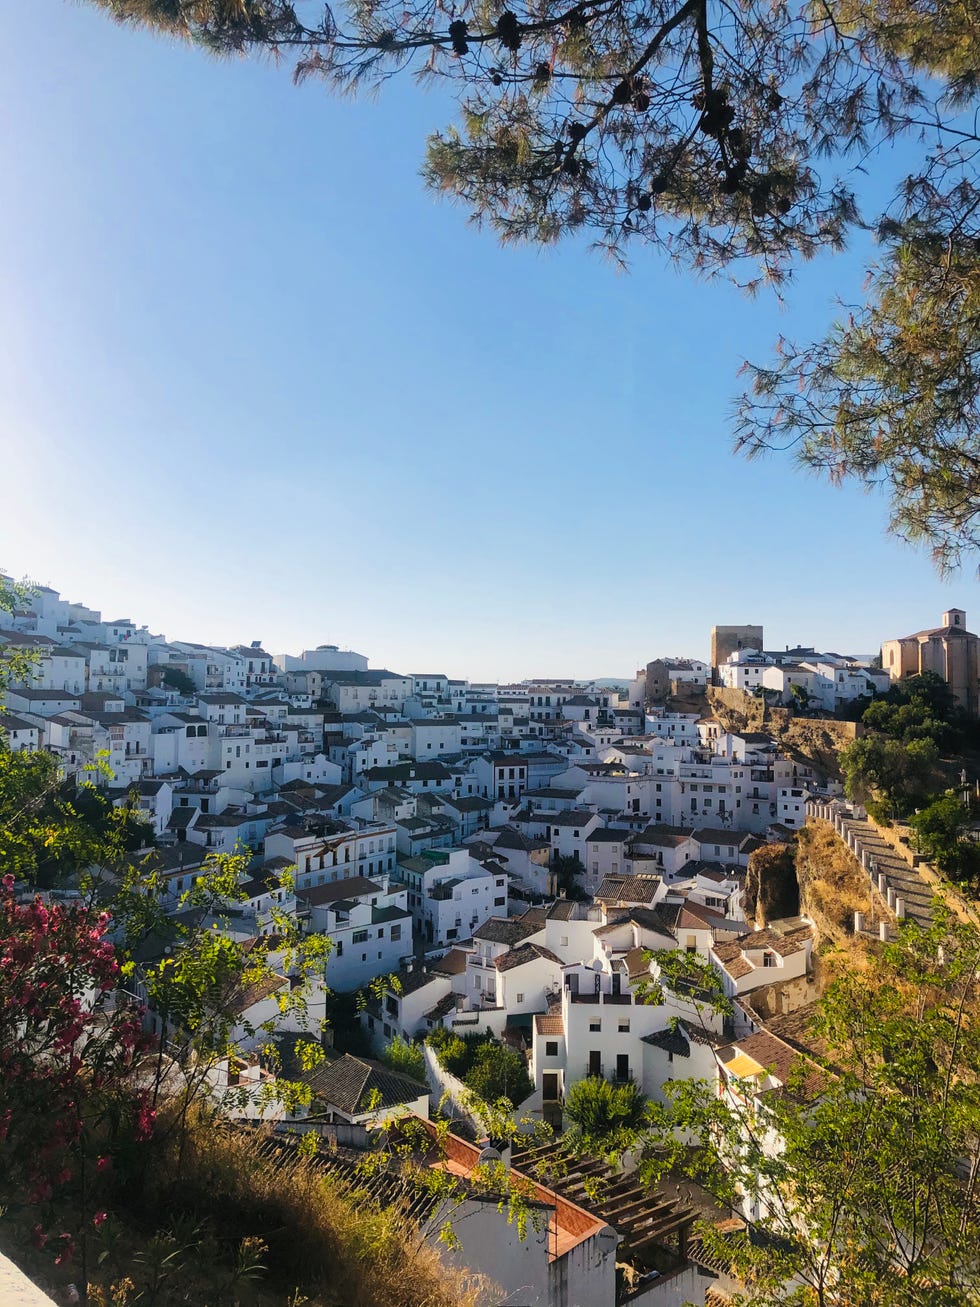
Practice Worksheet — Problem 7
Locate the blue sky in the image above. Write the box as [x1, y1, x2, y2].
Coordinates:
[1, 1, 975, 681]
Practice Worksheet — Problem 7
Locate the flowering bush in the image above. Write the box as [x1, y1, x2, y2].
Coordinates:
[0, 874, 152, 1252]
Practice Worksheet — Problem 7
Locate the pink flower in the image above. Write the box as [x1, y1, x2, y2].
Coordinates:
[96, 1156, 111, 1173]
[134, 1105, 156, 1141]
[93, 1211, 107, 1229]
[2, 874, 14, 893]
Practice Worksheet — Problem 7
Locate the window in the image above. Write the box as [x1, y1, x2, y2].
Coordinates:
[560, 935, 568, 947]
[335, 941, 343, 956]
[618, 1020, 630, 1033]
[352, 929, 369, 944]
[391, 924, 402, 942]
[546, 1041, 559, 1056]
[763, 952, 777, 968]
[494, 897, 505, 906]
[516, 992, 524, 1003]
[589, 1020, 601, 1032]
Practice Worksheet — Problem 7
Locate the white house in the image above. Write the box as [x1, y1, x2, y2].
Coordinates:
[710, 924, 814, 1000]
[0, 711, 41, 752]
[398, 848, 509, 948]
[473, 753, 530, 802]
[295, 874, 412, 991]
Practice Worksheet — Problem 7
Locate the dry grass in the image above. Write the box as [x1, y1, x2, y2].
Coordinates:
[4, 1112, 484, 1307]
[796, 824, 872, 941]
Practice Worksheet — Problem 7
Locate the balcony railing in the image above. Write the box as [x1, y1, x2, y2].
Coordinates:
[568, 989, 632, 1005]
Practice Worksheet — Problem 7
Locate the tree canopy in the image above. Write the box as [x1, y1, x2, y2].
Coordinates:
[646, 908, 980, 1306]
[86, 0, 980, 566]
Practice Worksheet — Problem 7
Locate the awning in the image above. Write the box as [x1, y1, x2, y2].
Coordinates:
[724, 1052, 765, 1079]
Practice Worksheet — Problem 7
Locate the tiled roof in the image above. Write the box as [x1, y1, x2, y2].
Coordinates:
[623, 946, 651, 980]
[424, 993, 457, 1021]
[534, 1011, 564, 1036]
[295, 877, 381, 907]
[304, 1054, 427, 1116]
[494, 943, 563, 972]
[712, 925, 812, 979]
[495, 828, 549, 852]
[641, 1026, 691, 1057]
[518, 906, 549, 929]
[547, 808, 598, 827]
[633, 824, 692, 848]
[595, 874, 662, 904]
[691, 828, 744, 847]
[387, 966, 446, 997]
[473, 916, 541, 947]
[629, 903, 681, 937]
[546, 900, 577, 920]
[675, 903, 736, 931]
[432, 947, 469, 976]
[226, 973, 289, 1015]
[716, 1030, 807, 1088]
[710, 941, 754, 979]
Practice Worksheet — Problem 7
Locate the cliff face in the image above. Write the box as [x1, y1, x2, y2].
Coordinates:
[793, 822, 872, 949]
[704, 686, 860, 782]
[745, 823, 875, 994]
[744, 843, 799, 926]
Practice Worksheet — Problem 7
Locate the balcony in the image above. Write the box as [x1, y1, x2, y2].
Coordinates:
[567, 988, 632, 1005]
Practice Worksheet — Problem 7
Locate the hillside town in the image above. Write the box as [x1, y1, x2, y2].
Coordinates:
[5, 580, 974, 1305]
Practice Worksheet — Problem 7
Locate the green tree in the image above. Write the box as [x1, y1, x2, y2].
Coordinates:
[839, 733, 939, 817]
[861, 670, 960, 748]
[645, 946, 733, 1030]
[110, 853, 332, 1135]
[646, 909, 980, 1306]
[0, 575, 42, 696]
[908, 791, 972, 870]
[159, 666, 197, 696]
[789, 683, 816, 716]
[84, 2, 980, 566]
[564, 1075, 649, 1147]
[0, 748, 152, 888]
[381, 1035, 426, 1082]
[463, 1041, 533, 1107]
[552, 853, 589, 900]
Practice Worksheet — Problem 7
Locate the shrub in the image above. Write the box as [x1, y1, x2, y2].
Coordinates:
[463, 1044, 532, 1107]
[564, 1076, 649, 1143]
[381, 1036, 426, 1082]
